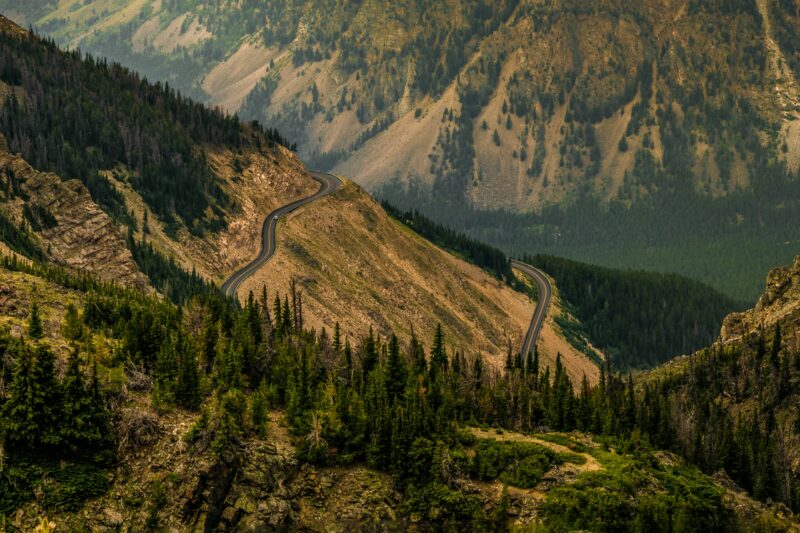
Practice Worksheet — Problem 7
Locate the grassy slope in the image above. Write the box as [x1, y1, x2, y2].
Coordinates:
[237, 179, 601, 382]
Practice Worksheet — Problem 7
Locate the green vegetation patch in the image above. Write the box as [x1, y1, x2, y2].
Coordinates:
[541, 450, 732, 533]
[470, 439, 584, 488]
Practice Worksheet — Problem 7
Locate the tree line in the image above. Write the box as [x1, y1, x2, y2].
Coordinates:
[381, 201, 514, 282]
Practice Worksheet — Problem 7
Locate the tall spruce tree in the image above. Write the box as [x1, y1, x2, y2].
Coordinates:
[386, 334, 406, 403]
[3, 343, 38, 448]
[429, 324, 447, 380]
[28, 301, 43, 340]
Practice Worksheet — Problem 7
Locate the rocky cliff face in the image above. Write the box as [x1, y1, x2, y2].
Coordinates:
[0, 150, 148, 289]
[720, 255, 800, 344]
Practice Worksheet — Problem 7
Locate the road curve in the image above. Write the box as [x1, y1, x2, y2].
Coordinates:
[511, 259, 553, 357]
[221, 172, 342, 300]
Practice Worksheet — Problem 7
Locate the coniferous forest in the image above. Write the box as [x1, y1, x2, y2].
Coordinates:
[0, 7, 799, 531]
[0, 254, 797, 530]
[0, 29, 292, 234]
[525, 255, 741, 369]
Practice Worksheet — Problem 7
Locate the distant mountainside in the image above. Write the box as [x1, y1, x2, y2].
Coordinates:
[6, 0, 800, 300]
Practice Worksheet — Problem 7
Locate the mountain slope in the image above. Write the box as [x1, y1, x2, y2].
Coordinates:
[236, 179, 600, 381]
[0, 15, 599, 379]
[9, 0, 796, 205]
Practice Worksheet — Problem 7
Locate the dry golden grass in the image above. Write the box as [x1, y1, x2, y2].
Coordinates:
[235, 178, 599, 378]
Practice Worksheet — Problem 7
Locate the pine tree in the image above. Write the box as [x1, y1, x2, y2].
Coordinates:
[473, 355, 483, 390]
[260, 285, 271, 329]
[282, 296, 292, 333]
[28, 301, 43, 340]
[3, 343, 38, 448]
[201, 315, 218, 374]
[32, 344, 62, 446]
[410, 328, 426, 374]
[624, 373, 636, 431]
[152, 335, 180, 408]
[340, 338, 353, 388]
[61, 303, 84, 341]
[218, 341, 244, 392]
[175, 344, 201, 410]
[60, 349, 105, 452]
[333, 322, 342, 354]
[386, 334, 406, 403]
[273, 294, 283, 331]
[86, 360, 113, 451]
[504, 342, 514, 374]
[429, 324, 446, 380]
[250, 380, 269, 437]
[361, 328, 379, 382]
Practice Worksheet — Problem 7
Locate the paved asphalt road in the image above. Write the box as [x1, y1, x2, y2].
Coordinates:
[511, 259, 553, 357]
[220, 172, 550, 358]
[220, 172, 342, 300]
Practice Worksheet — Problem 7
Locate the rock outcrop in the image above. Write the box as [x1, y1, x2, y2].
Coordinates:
[720, 256, 800, 343]
[0, 151, 148, 289]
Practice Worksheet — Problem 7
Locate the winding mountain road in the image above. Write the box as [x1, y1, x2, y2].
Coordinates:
[221, 172, 342, 299]
[220, 170, 550, 356]
[511, 259, 553, 357]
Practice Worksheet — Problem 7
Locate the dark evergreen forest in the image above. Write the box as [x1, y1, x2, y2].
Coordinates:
[525, 254, 740, 369]
[0, 29, 292, 234]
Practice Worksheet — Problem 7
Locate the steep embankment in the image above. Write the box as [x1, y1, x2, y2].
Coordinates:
[236, 178, 599, 380]
[638, 256, 800, 513]
[0, 148, 148, 289]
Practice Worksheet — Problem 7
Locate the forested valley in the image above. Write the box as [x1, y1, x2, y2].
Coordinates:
[378, 158, 800, 303]
[380, 202, 740, 371]
[525, 255, 740, 370]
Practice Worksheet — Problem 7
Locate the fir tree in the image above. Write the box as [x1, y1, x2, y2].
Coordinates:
[60, 349, 105, 452]
[32, 344, 61, 446]
[28, 301, 43, 340]
[473, 355, 483, 390]
[175, 344, 201, 410]
[61, 303, 84, 341]
[386, 334, 406, 403]
[429, 324, 447, 380]
[3, 343, 37, 447]
[333, 322, 342, 354]
[410, 328, 426, 374]
[250, 380, 269, 437]
[362, 328, 378, 383]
